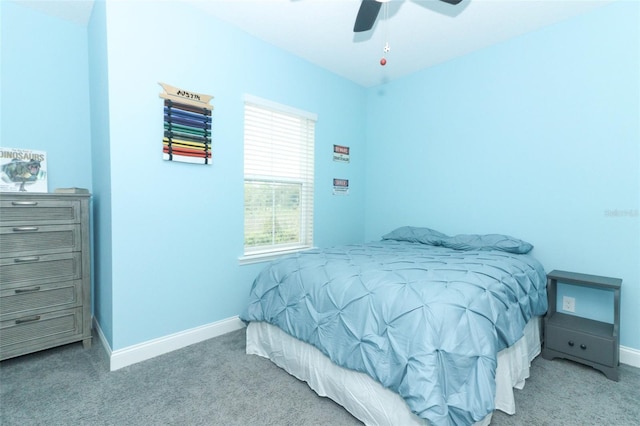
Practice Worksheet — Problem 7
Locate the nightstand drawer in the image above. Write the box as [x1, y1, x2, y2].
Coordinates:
[0, 280, 81, 320]
[0, 253, 82, 288]
[0, 225, 81, 257]
[546, 323, 615, 366]
[0, 308, 83, 359]
[0, 199, 81, 226]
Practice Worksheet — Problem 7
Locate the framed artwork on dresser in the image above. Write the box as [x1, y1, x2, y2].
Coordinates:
[0, 147, 48, 193]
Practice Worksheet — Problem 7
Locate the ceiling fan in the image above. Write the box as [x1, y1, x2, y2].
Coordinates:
[354, 0, 464, 32]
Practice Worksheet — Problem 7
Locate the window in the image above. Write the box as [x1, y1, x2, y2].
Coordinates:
[242, 95, 316, 262]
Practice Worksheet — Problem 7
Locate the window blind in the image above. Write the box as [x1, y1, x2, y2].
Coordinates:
[243, 97, 315, 257]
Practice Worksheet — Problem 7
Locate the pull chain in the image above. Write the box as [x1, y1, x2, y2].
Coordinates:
[380, 2, 390, 66]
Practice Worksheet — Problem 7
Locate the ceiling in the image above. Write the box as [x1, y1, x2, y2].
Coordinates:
[17, 0, 612, 87]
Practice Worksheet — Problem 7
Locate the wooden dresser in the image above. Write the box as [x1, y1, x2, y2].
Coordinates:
[0, 192, 92, 360]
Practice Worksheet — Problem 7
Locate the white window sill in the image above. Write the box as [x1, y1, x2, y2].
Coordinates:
[238, 246, 314, 265]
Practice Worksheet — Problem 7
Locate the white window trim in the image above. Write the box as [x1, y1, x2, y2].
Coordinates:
[243, 94, 318, 122]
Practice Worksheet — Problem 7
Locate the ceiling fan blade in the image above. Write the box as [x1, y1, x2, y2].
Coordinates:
[353, 0, 382, 33]
[353, 0, 463, 33]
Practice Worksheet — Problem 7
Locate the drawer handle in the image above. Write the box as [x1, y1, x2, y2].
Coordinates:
[14, 256, 40, 263]
[12, 226, 39, 232]
[568, 341, 574, 347]
[15, 315, 41, 324]
[11, 201, 38, 206]
[580, 344, 587, 350]
[15, 287, 41, 293]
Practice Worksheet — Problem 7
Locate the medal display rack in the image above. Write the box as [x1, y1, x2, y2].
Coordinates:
[159, 82, 214, 165]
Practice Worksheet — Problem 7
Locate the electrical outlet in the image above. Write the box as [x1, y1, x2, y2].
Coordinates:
[562, 296, 576, 313]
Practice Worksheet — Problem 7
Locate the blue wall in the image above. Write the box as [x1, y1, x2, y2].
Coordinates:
[364, 1, 639, 350]
[2, 0, 367, 351]
[87, 0, 114, 346]
[1, 1, 92, 190]
[2, 1, 638, 353]
[101, 1, 367, 349]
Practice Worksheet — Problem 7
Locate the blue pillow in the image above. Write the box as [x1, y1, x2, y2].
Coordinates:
[441, 233, 533, 254]
[382, 227, 533, 254]
[381, 226, 448, 245]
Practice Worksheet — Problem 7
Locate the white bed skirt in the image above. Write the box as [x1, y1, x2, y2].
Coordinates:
[246, 317, 541, 426]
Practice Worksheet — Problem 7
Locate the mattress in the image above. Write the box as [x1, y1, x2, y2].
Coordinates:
[246, 317, 542, 426]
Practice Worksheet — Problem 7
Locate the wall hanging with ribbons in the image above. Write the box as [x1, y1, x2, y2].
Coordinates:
[159, 82, 214, 165]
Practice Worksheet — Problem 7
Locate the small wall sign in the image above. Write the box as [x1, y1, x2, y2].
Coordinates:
[333, 178, 349, 195]
[333, 144, 350, 163]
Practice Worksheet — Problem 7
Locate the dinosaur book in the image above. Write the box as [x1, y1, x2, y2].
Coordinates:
[0, 147, 48, 193]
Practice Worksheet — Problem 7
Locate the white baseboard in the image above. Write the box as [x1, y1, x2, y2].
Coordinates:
[92, 316, 112, 361]
[94, 316, 246, 371]
[93, 317, 639, 371]
[620, 345, 640, 368]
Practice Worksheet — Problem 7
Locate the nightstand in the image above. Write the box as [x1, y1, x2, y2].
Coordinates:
[542, 270, 622, 381]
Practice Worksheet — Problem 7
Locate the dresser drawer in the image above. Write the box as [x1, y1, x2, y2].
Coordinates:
[0, 198, 82, 226]
[0, 280, 81, 320]
[0, 225, 81, 257]
[0, 253, 82, 288]
[0, 308, 83, 359]
[546, 323, 615, 367]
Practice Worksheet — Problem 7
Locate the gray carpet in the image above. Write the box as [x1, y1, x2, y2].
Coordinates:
[1, 328, 638, 425]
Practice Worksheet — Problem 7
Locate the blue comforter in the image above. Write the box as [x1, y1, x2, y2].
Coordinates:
[241, 236, 547, 425]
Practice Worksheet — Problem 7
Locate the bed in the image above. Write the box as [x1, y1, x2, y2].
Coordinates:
[240, 227, 548, 426]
